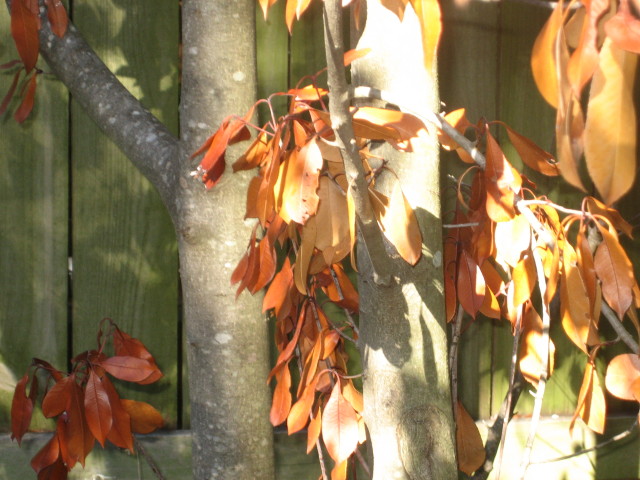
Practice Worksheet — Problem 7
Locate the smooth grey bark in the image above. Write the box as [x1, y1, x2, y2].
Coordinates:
[23, 1, 276, 479]
[352, 2, 457, 479]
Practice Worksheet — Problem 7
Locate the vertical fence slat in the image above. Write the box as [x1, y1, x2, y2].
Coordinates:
[0, 8, 69, 430]
[71, 0, 180, 427]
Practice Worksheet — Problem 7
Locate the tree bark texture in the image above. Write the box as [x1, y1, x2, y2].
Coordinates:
[179, 1, 275, 479]
[20, 0, 277, 478]
[352, 2, 457, 479]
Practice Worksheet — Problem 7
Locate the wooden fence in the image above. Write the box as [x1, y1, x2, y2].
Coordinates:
[0, 0, 638, 478]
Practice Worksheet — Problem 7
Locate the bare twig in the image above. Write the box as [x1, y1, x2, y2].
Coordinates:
[133, 436, 167, 480]
[322, 3, 393, 286]
[449, 305, 464, 422]
[517, 250, 553, 479]
[601, 302, 640, 354]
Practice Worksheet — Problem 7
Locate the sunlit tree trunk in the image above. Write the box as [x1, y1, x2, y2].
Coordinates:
[352, 2, 457, 478]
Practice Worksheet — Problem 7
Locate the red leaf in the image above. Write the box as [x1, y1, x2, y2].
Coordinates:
[42, 376, 74, 418]
[11, 373, 33, 445]
[0, 68, 23, 117]
[35, 455, 67, 480]
[14, 72, 37, 123]
[10, 0, 40, 73]
[101, 376, 134, 452]
[44, 0, 68, 38]
[287, 374, 319, 434]
[30, 433, 61, 474]
[84, 369, 113, 446]
[112, 328, 163, 384]
[100, 356, 157, 383]
[56, 380, 94, 468]
[121, 399, 164, 434]
[263, 257, 294, 313]
[322, 382, 359, 463]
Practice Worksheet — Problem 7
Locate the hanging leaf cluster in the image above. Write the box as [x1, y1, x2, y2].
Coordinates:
[531, 0, 638, 205]
[10, 319, 164, 480]
[2, 0, 68, 122]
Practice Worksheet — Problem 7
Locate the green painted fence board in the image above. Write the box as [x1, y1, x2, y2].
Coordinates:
[0, 6, 69, 431]
[71, 0, 180, 427]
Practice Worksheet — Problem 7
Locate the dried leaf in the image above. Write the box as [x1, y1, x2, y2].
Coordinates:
[484, 131, 522, 222]
[512, 252, 536, 308]
[560, 242, 593, 353]
[585, 197, 633, 238]
[270, 365, 292, 426]
[520, 306, 556, 387]
[494, 214, 531, 268]
[531, 0, 565, 107]
[456, 401, 486, 475]
[343, 48, 371, 66]
[315, 177, 351, 267]
[287, 374, 320, 434]
[56, 380, 94, 468]
[10, 0, 40, 73]
[501, 123, 559, 176]
[101, 376, 133, 453]
[410, 0, 442, 73]
[584, 38, 637, 205]
[84, 369, 112, 446]
[121, 399, 163, 434]
[380, 0, 409, 20]
[42, 376, 74, 418]
[294, 216, 317, 294]
[14, 72, 37, 123]
[322, 382, 359, 463]
[30, 433, 61, 475]
[100, 356, 157, 384]
[605, 0, 640, 54]
[306, 407, 322, 454]
[263, 257, 294, 313]
[11, 373, 33, 445]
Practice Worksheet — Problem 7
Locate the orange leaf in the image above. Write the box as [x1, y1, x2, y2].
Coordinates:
[322, 382, 359, 463]
[84, 369, 112, 446]
[484, 132, 521, 222]
[306, 407, 322, 454]
[605, 0, 640, 54]
[438, 108, 472, 152]
[456, 401, 486, 475]
[121, 399, 164, 434]
[368, 184, 422, 265]
[457, 250, 485, 319]
[294, 216, 317, 294]
[605, 353, 640, 401]
[500, 123, 559, 176]
[380, 0, 409, 20]
[519, 305, 556, 388]
[258, 0, 279, 20]
[594, 222, 636, 319]
[56, 380, 94, 468]
[315, 177, 351, 267]
[494, 214, 531, 268]
[278, 138, 323, 225]
[560, 243, 593, 353]
[42, 375, 74, 418]
[531, 0, 565, 107]
[10, 0, 40, 73]
[263, 256, 294, 313]
[14, 72, 37, 123]
[331, 459, 348, 480]
[410, 0, 442, 73]
[44, 0, 68, 38]
[571, 358, 606, 434]
[10, 373, 33, 446]
[270, 366, 292, 426]
[287, 374, 320, 434]
[101, 376, 133, 453]
[585, 197, 633, 238]
[584, 38, 637, 205]
[343, 48, 371, 66]
[512, 252, 536, 308]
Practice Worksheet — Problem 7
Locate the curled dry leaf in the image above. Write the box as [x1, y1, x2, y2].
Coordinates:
[10, 373, 33, 446]
[571, 358, 606, 434]
[271, 365, 292, 427]
[531, 0, 565, 108]
[457, 249, 485, 319]
[322, 382, 359, 464]
[520, 305, 556, 388]
[121, 399, 164, 434]
[605, 353, 640, 401]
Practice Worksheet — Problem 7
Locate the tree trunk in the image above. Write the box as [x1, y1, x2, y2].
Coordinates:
[352, 2, 458, 479]
[179, 1, 275, 479]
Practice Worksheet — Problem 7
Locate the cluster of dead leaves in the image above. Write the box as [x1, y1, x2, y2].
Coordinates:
[2, 0, 68, 122]
[531, 0, 638, 205]
[11, 319, 164, 480]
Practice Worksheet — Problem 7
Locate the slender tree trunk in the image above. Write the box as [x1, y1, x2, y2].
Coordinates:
[178, 1, 275, 479]
[352, 2, 457, 479]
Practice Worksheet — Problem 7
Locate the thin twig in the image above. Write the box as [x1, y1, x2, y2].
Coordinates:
[449, 305, 464, 424]
[443, 222, 480, 229]
[531, 418, 639, 465]
[355, 447, 372, 478]
[517, 250, 553, 479]
[601, 302, 640, 354]
[133, 436, 167, 480]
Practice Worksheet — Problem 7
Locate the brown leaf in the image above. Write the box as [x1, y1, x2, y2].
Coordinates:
[30, 433, 61, 475]
[322, 382, 359, 463]
[84, 369, 112, 446]
[263, 257, 294, 313]
[10, 0, 40, 73]
[500, 123, 559, 176]
[585, 197, 633, 238]
[594, 222, 636, 319]
[121, 399, 164, 434]
[512, 252, 537, 308]
[519, 305, 556, 388]
[438, 108, 472, 152]
[560, 242, 594, 353]
[584, 38, 637, 205]
[42, 376, 74, 418]
[56, 380, 94, 468]
[380, 0, 409, 20]
[605, 353, 640, 401]
[315, 177, 351, 267]
[11, 373, 33, 445]
[484, 131, 522, 222]
[294, 216, 317, 294]
[456, 401, 486, 475]
[306, 406, 322, 454]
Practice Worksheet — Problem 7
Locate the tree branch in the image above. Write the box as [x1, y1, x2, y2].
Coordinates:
[27, 4, 180, 217]
[322, 1, 393, 286]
